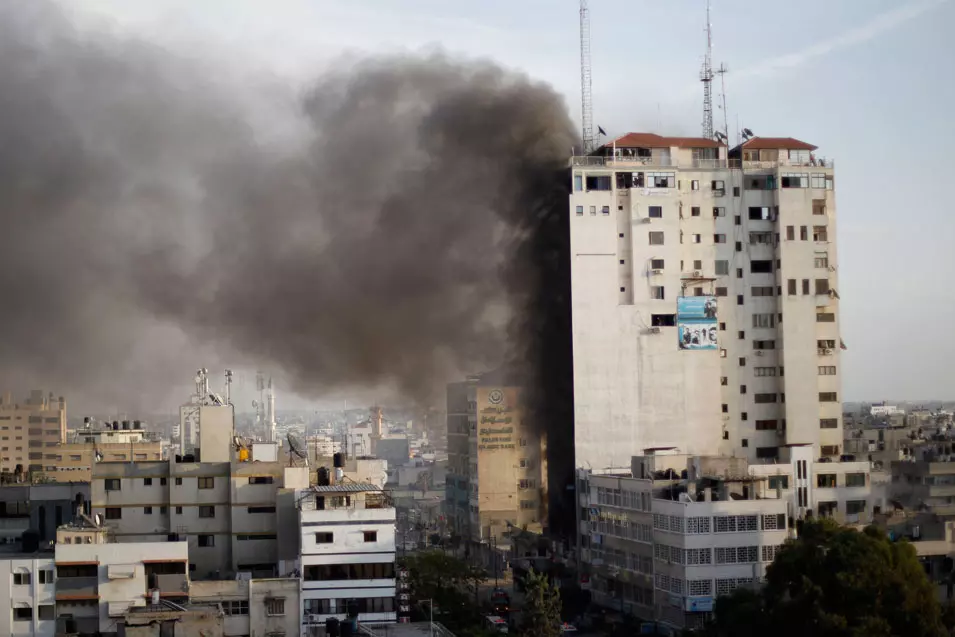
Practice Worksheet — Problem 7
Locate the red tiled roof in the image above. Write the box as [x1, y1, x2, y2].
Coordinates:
[739, 136, 817, 151]
[604, 132, 723, 150]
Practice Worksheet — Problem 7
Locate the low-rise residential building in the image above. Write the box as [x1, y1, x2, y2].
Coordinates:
[53, 518, 190, 636]
[297, 483, 397, 628]
[0, 483, 90, 547]
[90, 457, 309, 579]
[0, 553, 56, 637]
[578, 447, 876, 631]
[191, 577, 301, 637]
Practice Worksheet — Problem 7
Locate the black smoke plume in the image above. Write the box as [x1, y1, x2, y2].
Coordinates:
[0, 1, 577, 427]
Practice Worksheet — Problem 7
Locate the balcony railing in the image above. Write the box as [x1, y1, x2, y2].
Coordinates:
[56, 576, 99, 599]
[571, 156, 835, 170]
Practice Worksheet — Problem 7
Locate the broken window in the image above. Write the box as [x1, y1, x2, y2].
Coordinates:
[781, 173, 808, 188]
[750, 260, 773, 274]
[748, 206, 771, 221]
[647, 172, 675, 188]
[651, 314, 676, 327]
[585, 175, 612, 191]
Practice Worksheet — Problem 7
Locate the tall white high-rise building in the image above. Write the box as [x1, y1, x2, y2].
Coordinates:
[569, 133, 841, 469]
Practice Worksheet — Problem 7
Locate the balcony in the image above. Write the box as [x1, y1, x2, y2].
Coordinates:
[56, 576, 99, 600]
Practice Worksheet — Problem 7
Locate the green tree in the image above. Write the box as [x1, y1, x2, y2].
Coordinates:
[521, 568, 562, 637]
[702, 519, 951, 637]
[399, 550, 487, 627]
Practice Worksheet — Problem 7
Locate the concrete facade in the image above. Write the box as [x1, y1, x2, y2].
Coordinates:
[0, 554, 57, 637]
[445, 374, 545, 544]
[569, 135, 842, 470]
[0, 391, 67, 475]
[90, 458, 308, 578]
[578, 449, 875, 630]
[190, 577, 301, 637]
[298, 483, 397, 628]
[0, 483, 90, 546]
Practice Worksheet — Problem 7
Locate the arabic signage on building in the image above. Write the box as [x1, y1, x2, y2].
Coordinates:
[677, 296, 718, 350]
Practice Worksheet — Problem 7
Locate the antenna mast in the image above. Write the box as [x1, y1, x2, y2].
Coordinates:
[579, 0, 594, 153]
[700, 0, 714, 139]
[716, 63, 729, 140]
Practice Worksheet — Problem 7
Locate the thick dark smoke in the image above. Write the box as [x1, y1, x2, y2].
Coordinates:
[0, 2, 577, 413]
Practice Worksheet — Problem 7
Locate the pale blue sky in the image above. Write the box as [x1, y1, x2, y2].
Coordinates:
[77, 0, 954, 402]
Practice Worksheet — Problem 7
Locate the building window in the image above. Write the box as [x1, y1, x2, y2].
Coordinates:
[721, 404, 728, 413]
[740, 385, 747, 395]
[752, 313, 775, 328]
[815, 253, 829, 269]
[266, 597, 286, 616]
[175, 477, 183, 486]
[315, 532, 334, 544]
[755, 420, 778, 431]
[737, 294, 744, 306]
[818, 366, 837, 376]
[585, 175, 612, 191]
[821, 445, 840, 456]
[756, 446, 779, 459]
[739, 357, 746, 367]
[247, 506, 276, 514]
[816, 312, 835, 322]
[601, 205, 610, 215]
[691, 180, 700, 190]
[13, 572, 31, 585]
[711, 180, 725, 195]
[144, 506, 153, 515]
[198, 505, 215, 518]
[691, 206, 701, 217]
[846, 500, 867, 515]
[249, 476, 274, 485]
[38, 604, 55, 620]
[198, 534, 215, 547]
[813, 226, 829, 242]
[38, 569, 54, 584]
[363, 531, 378, 543]
[715, 260, 729, 275]
[816, 474, 837, 488]
[767, 476, 789, 491]
[820, 418, 838, 429]
[105, 479, 121, 491]
[160, 477, 167, 486]
[754, 393, 777, 404]
[754, 367, 776, 378]
[575, 205, 583, 216]
[781, 173, 808, 188]
[589, 206, 596, 215]
[650, 286, 665, 300]
[753, 340, 775, 350]
[144, 478, 152, 486]
[713, 206, 726, 217]
[105, 507, 122, 520]
[819, 392, 838, 402]
[692, 234, 702, 244]
[13, 607, 32, 622]
[787, 279, 796, 295]
[573, 174, 582, 191]
[175, 506, 183, 514]
[520, 500, 536, 510]
[224, 601, 249, 616]
[845, 473, 866, 488]
[714, 234, 726, 244]
[647, 205, 663, 219]
[198, 477, 215, 489]
[715, 287, 727, 297]
[649, 231, 664, 245]
[748, 206, 771, 221]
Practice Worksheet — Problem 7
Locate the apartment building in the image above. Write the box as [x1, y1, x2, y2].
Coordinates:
[0, 483, 89, 546]
[37, 420, 163, 483]
[445, 371, 546, 544]
[569, 134, 842, 469]
[298, 483, 398, 628]
[0, 391, 66, 475]
[578, 447, 874, 630]
[53, 519, 190, 636]
[90, 456, 309, 578]
[0, 553, 56, 637]
[190, 577, 301, 637]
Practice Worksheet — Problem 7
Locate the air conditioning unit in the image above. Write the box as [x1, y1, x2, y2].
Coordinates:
[754, 350, 764, 356]
[640, 217, 652, 224]
[650, 268, 664, 275]
[692, 270, 702, 277]
[647, 327, 661, 334]
[823, 348, 833, 355]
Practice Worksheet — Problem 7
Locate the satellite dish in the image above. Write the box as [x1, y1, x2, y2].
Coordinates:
[742, 128, 754, 139]
[287, 433, 306, 458]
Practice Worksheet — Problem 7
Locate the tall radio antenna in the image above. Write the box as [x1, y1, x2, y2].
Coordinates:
[579, 0, 595, 153]
[700, 0, 714, 139]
